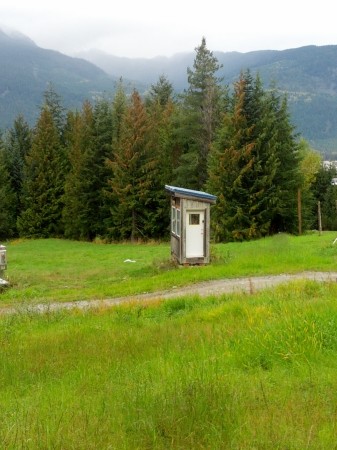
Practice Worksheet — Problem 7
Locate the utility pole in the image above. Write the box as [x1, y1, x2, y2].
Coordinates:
[318, 201, 322, 235]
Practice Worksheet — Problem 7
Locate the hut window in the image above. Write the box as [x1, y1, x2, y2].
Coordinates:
[176, 209, 181, 237]
[171, 206, 181, 236]
[189, 213, 200, 225]
[171, 206, 176, 234]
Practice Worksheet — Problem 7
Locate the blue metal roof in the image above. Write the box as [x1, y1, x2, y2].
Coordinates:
[165, 185, 217, 203]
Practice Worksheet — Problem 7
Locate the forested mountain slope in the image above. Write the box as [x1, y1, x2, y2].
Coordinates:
[1, 27, 337, 156]
[0, 29, 137, 129]
[80, 45, 337, 157]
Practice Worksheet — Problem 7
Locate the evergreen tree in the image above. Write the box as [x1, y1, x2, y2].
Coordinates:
[3, 115, 32, 225]
[311, 162, 337, 205]
[106, 90, 155, 241]
[297, 139, 321, 231]
[111, 80, 127, 151]
[91, 98, 114, 237]
[237, 72, 280, 237]
[63, 102, 98, 240]
[321, 184, 337, 230]
[0, 135, 16, 239]
[310, 161, 337, 230]
[175, 37, 224, 189]
[103, 81, 128, 235]
[43, 83, 67, 141]
[207, 75, 256, 241]
[145, 75, 176, 237]
[207, 71, 302, 241]
[146, 74, 174, 107]
[17, 107, 65, 237]
[269, 95, 302, 233]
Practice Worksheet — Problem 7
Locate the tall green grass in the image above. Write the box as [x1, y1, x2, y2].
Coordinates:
[2, 231, 337, 306]
[1, 281, 337, 448]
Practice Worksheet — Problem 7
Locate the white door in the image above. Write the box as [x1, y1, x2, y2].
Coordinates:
[186, 210, 205, 258]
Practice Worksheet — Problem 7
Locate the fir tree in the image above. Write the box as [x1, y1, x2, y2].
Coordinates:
[322, 184, 337, 230]
[91, 98, 114, 237]
[43, 84, 67, 141]
[17, 107, 65, 237]
[0, 135, 16, 239]
[145, 75, 176, 237]
[207, 71, 301, 241]
[310, 161, 337, 230]
[63, 102, 99, 240]
[175, 37, 224, 189]
[297, 139, 321, 231]
[106, 90, 155, 241]
[207, 75, 256, 241]
[3, 115, 32, 225]
[146, 74, 174, 107]
[269, 95, 302, 233]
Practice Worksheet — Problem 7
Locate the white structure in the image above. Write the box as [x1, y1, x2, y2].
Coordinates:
[0, 245, 8, 287]
[0, 245, 7, 271]
[165, 185, 216, 265]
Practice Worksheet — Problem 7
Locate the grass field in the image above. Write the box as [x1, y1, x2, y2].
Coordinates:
[1, 231, 337, 306]
[1, 233, 337, 448]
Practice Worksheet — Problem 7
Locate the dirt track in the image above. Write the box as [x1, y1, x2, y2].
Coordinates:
[2, 271, 337, 316]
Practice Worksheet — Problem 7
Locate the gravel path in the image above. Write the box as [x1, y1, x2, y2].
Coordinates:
[2, 271, 337, 316]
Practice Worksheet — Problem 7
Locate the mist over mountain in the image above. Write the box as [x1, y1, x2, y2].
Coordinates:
[1, 28, 337, 157]
[0, 28, 142, 129]
[78, 45, 337, 157]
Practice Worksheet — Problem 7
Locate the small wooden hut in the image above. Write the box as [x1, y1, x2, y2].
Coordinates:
[165, 185, 216, 265]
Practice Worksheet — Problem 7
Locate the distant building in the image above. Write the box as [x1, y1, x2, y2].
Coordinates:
[323, 161, 337, 170]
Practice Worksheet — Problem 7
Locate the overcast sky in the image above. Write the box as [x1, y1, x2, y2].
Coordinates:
[1, 0, 336, 58]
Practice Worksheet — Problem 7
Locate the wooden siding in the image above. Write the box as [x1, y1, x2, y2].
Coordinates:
[170, 197, 211, 265]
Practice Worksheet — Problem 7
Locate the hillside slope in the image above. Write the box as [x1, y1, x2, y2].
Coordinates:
[80, 45, 337, 156]
[0, 29, 126, 128]
[1, 28, 337, 156]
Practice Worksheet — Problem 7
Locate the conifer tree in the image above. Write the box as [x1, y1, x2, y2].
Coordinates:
[43, 84, 67, 141]
[175, 37, 224, 189]
[103, 81, 128, 235]
[91, 98, 114, 236]
[207, 76, 256, 241]
[3, 115, 32, 224]
[111, 80, 127, 151]
[17, 107, 64, 237]
[145, 75, 176, 237]
[322, 184, 337, 230]
[310, 161, 337, 230]
[63, 102, 97, 240]
[269, 95, 302, 233]
[106, 90, 155, 241]
[297, 139, 321, 231]
[242, 74, 280, 236]
[207, 71, 301, 241]
[0, 135, 16, 239]
[146, 74, 174, 107]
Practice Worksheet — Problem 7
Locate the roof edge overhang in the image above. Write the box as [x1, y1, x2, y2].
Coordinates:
[165, 185, 217, 204]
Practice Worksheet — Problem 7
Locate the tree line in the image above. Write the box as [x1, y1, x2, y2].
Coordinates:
[1, 38, 336, 242]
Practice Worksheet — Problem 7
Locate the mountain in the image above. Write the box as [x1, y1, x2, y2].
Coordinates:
[78, 45, 337, 157]
[0, 29, 143, 129]
[1, 28, 337, 157]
